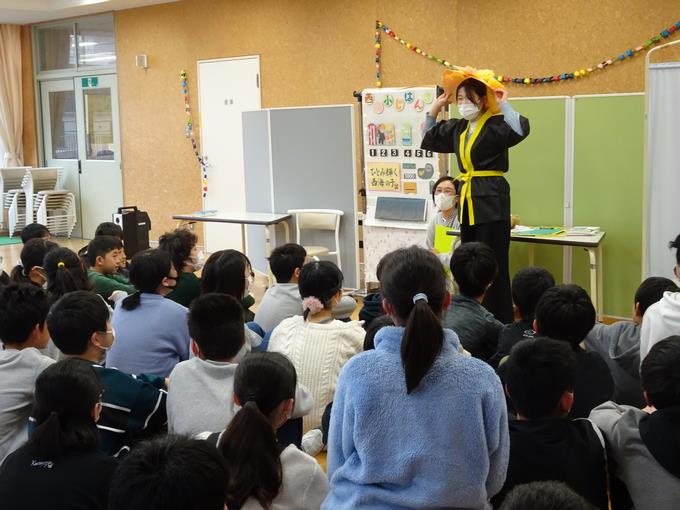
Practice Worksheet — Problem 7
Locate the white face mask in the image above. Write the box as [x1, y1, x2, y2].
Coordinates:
[96, 327, 116, 351]
[458, 102, 480, 120]
[434, 193, 455, 211]
[190, 250, 205, 271]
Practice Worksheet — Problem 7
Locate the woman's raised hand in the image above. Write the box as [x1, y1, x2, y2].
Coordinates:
[429, 91, 451, 116]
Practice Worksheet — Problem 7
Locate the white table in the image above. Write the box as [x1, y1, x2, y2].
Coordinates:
[173, 211, 292, 285]
[448, 229, 606, 319]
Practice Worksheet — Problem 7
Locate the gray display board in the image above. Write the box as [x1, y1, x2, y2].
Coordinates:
[242, 105, 359, 288]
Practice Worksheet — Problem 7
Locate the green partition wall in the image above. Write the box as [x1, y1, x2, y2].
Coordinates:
[506, 97, 567, 283]
[571, 95, 644, 318]
[446, 94, 643, 318]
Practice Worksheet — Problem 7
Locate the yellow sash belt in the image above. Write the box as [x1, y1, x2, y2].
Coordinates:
[456, 109, 503, 226]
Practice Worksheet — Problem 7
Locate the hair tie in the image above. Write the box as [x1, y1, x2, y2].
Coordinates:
[302, 296, 324, 315]
[412, 293, 428, 304]
[244, 393, 258, 404]
[57, 261, 65, 268]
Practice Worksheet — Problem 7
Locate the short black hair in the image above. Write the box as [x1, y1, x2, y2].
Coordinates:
[363, 314, 394, 351]
[505, 338, 576, 419]
[47, 291, 109, 355]
[670, 234, 680, 266]
[108, 435, 229, 510]
[500, 481, 595, 510]
[86, 235, 123, 267]
[11, 238, 59, 284]
[450, 241, 498, 297]
[0, 283, 49, 345]
[431, 176, 458, 203]
[20, 223, 50, 243]
[641, 336, 680, 409]
[95, 221, 123, 239]
[457, 78, 490, 108]
[268, 243, 307, 283]
[535, 284, 596, 349]
[158, 229, 198, 275]
[201, 250, 251, 301]
[188, 293, 245, 360]
[299, 260, 343, 319]
[634, 277, 679, 317]
[511, 267, 555, 319]
[30, 359, 102, 460]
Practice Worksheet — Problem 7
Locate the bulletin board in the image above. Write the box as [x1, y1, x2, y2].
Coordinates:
[361, 86, 440, 283]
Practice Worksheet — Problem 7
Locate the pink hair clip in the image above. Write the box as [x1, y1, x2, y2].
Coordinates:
[302, 296, 324, 315]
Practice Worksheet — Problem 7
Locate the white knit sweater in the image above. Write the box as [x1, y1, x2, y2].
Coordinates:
[268, 316, 364, 431]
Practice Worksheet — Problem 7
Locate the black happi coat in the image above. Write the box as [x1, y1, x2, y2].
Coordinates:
[421, 112, 530, 225]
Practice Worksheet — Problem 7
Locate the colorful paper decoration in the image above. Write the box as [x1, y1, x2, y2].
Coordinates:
[373, 19, 680, 87]
[180, 69, 209, 198]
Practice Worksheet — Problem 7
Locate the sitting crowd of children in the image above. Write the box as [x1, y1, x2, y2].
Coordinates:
[0, 222, 680, 509]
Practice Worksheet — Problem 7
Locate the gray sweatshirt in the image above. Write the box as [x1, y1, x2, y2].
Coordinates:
[585, 322, 644, 407]
[254, 283, 356, 334]
[0, 348, 55, 464]
[167, 357, 313, 437]
[590, 401, 680, 510]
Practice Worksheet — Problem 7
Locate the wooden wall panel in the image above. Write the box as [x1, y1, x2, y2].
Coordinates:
[20, 0, 680, 239]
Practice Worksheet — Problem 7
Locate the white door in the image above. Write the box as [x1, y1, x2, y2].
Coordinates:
[198, 56, 261, 252]
[40, 74, 123, 239]
[40, 79, 82, 237]
[74, 74, 123, 238]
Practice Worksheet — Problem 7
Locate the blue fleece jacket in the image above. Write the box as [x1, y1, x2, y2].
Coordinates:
[323, 326, 509, 510]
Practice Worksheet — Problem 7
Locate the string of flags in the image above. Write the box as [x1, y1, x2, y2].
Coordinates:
[374, 19, 680, 87]
[180, 69, 209, 198]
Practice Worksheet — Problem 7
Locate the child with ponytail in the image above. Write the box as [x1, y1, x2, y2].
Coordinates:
[10, 238, 58, 286]
[268, 260, 364, 435]
[0, 359, 117, 509]
[44, 247, 92, 304]
[323, 246, 509, 509]
[107, 249, 190, 377]
[213, 352, 328, 510]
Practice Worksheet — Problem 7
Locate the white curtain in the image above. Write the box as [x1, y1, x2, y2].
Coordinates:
[646, 62, 680, 279]
[0, 25, 23, 166]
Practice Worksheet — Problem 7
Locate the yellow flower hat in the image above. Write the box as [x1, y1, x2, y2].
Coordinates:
[442, 67, 505, 114]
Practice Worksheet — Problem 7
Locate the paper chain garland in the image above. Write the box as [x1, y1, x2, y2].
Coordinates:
[374, 19, 680, 87]
[180, 69, 209, 198]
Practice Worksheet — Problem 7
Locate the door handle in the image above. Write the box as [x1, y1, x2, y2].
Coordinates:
[78, 159, 82, 174]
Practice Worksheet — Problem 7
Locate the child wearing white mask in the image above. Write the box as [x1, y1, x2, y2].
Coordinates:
[158, 228, 205, 308]
[422, 67, 530, 324]
[47, 290, 168, 457]
[425, 176, 461, 269]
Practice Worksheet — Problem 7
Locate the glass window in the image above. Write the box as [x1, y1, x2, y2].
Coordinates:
[76, 15, 116, 68]
[36, 23, 76, 72]
[48, 90, 78, 160]
[83, 88, 114, 160]
[35, 14, 115, 73]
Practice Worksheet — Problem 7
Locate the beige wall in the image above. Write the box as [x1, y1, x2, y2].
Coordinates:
[21, 0, 680, 238]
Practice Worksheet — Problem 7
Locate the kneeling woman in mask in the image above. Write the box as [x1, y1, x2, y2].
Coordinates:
[425, 176, 460, 269]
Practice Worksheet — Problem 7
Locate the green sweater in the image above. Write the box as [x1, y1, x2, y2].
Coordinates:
[88, 270, 135, 299]
[167, 272, 202, 308]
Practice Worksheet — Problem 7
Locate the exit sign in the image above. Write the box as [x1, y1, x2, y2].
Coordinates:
[81, 77, 99, 88]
